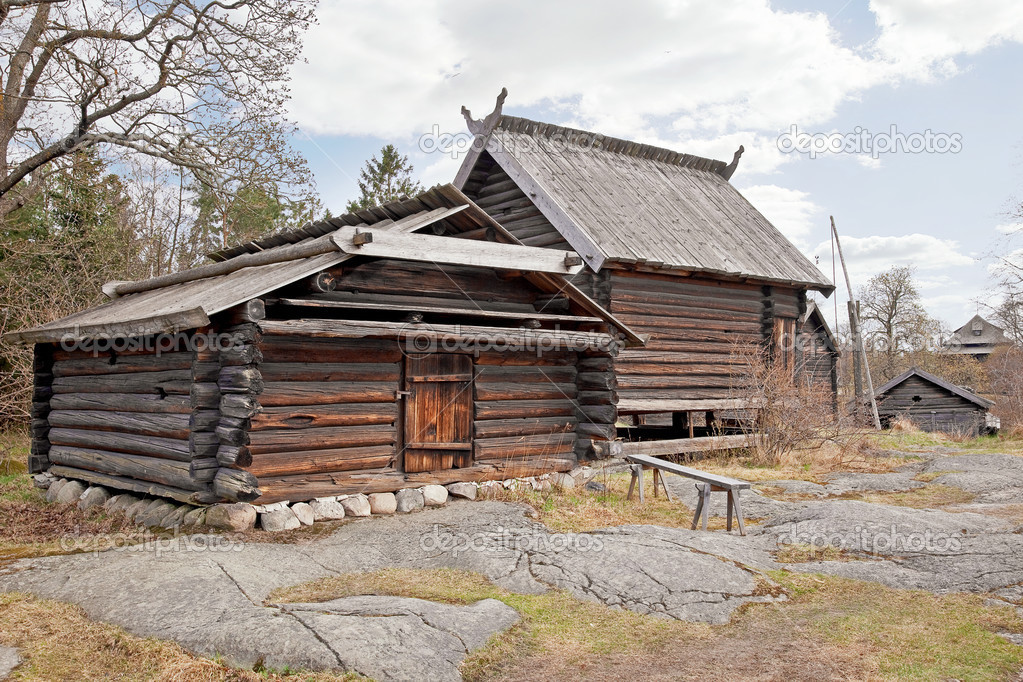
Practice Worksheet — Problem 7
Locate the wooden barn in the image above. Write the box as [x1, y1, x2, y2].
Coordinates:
[454, 94, 835, 450]
[943, 314, 1011, 361]
[7, 184, 642, 505]
[873, 367, 996, 436]
[797, 302, 840, 412]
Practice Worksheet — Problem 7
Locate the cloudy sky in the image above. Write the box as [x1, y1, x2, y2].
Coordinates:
[285, 0, 1023, 330]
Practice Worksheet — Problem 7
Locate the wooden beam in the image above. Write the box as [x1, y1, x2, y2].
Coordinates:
[617, 398, 762, 414]
[331, 226, 585, 275]
[619, 434, 751, 456]
[272, 297, 603, 325]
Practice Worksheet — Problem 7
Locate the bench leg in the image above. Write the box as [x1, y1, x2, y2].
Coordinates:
[733, 489, 746, 536]
[690, 483, 704, 530]
[652, 469, 659, 498]
[700, 483, 711, 531]
[627, 466, 637, 501]
[659, 470, 673, 502]
[726, 491, 734, 532]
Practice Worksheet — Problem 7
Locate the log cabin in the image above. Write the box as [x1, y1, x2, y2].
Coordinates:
[454, 93, 835, 449]
[798, 302, 840, 414]
[873, 367, 997, 436]
[7, 184, 643, 505]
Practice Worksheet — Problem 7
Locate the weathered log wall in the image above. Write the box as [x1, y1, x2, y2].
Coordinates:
[609, 271, 803, 404]
[44, 334, 218, 504]
[461, 153, 574, 250]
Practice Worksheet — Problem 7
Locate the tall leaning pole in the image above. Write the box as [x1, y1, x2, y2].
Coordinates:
[830, 216, 882, 430]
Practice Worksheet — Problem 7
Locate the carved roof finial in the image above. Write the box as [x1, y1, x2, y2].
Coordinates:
[461, 87, 508, 136]
[720, 145, 744, 180]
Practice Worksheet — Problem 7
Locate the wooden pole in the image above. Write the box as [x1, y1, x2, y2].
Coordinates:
[848, 301, 863, 407]
[831, 216, 881, 430]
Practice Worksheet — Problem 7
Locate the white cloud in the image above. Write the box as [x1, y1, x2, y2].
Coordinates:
[290, 0, 1023, 154]
[735, 184, 821, 250]
[995, 222, 1022, 234]
[871, 0, 1023, 79]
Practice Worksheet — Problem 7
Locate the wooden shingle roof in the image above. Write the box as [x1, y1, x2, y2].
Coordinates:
[7, 185, 641, 345]
[874, 367, 994, 409]
[455, 115, 833, 292]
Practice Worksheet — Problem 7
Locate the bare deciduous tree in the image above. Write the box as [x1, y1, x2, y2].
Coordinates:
[858, 265, 937, 382]
[0, 0, 316, 218]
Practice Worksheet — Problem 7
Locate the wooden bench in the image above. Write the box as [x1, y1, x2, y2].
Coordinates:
[624, 453, 752, 535]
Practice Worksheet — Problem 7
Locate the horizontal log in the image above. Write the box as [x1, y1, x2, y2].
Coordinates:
[189, 431, 221, 457]
[52, 352, 193, 377]
[577, 390, 619, 406]
[474, 432, 577, 460]
[51, 370, 192, 395]
[259, 382, 396, 406]
[257, 362, 400, 383]
[246, 424, 396, 454]
[218, 366, 263, 394]
[223, 299, 266, 325]
[219, 344, 263, 366]
[250, 403, 398, 430]
[192, 362, 220, 382]
[215, 424, 249, 447]
[49, 428, 192, 462]
[259, 335, 403, 364]
[475, 399, 577, 420]
[618, 388, 734, 402]
[47, 410, 191, 439]
[49, 446, 204, 490]
[217, 444, 253, 468]
[473, 365, 577, 384]
[616, 375, 735, 390]
[190, 410, 221, 432]
[47, 392, 193, 413]
[474, 382, 577, 402]
[473, 417, 576, 439]
[247, 445, 396, 477]
[473, 350, 575, 366]
[190, 383, 220, 409]
[576, 372, 616, 391]
[221, 394, 262, 419]
[213, 468, 261, 503]
[189, 457, 220, 482]
[48, 465, 211, 504]
[252, 455, 576, 504]
[577, 422, 617, 441]
[577, 404, 617, 424]
[619, 434, 752, 456]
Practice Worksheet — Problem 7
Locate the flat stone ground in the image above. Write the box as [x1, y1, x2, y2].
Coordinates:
[5, 447, 1023, 680]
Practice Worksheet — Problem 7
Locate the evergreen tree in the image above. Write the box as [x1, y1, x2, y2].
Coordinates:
[345, 145, 423, 212]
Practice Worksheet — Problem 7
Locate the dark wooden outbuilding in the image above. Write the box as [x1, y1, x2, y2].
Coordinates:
[8, 185, 641, 505]
[943, 314, 1011, 361]
[797, 302, 840, 412]
[873, 367, 996, 436]
[454, 97, 835, 450]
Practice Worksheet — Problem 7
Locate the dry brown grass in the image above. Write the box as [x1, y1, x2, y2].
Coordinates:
[757, 482, 975, 510]
[489, 470, 760, 533]
[272, 567, 1023, 682]
[773, 542, 863, 564]
[0, 592, 358, 680]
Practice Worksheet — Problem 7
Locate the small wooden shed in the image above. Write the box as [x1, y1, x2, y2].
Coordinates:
[8, 185, 641, 505]
[798, 302, 840, 412]
[454, 96, 835, 450]
[873, 367, 996, 436]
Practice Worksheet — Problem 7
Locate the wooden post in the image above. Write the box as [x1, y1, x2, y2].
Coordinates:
[849, 301, 863, 410]
[831, 217, 881, 430]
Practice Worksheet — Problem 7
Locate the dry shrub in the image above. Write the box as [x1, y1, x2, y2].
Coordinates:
[987, 345, 1023, 432]
[730, 342, 846, 465]
[890, 416, 919, 433]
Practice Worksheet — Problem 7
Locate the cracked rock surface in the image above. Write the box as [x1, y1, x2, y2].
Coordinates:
[0, 646, 19, 680]
[5, 451, 1023, 678]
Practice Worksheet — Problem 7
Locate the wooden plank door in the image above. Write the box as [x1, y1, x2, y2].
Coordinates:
[773, 317, 797, 379]
[403, 354, 473, 473]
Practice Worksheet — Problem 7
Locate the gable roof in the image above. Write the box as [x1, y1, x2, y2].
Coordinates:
[6, 184, 641, 345]
[801, 301, 840, 353]
[874, 366, 994, 409]
[945, 314, 1010, 353]
[454, 115, 834, 293]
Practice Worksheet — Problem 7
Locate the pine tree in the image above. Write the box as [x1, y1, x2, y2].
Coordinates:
[345, 145, 423, 212]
